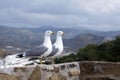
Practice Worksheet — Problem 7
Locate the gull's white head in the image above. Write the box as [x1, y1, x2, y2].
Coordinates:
[57, 31, 64, 37]
[45, 30, 54, 36]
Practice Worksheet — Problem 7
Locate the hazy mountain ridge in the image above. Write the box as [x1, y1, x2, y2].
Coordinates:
[0, 25, 93, 48]
[64, 33, 105, 52]
[0, 25, 119, 52]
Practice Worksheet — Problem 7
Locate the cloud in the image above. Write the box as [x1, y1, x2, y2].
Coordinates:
[0, 0, 120, 31]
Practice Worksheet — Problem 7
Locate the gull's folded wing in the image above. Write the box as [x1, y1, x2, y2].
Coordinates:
[25, 45, 48, 57]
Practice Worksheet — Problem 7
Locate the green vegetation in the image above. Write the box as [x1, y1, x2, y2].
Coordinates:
[55, 54, 76, 63]
[55, 36, 120, 63]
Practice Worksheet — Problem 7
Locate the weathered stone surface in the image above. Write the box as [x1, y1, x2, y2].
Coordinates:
[85, 78, 113, 80]
[0, 61, 119, 80]
[96, 62, 120, 75]
[28, 66, 41, 80]
[79, 61, 120, 80]
[69, 63, 77, 68]
[49, 73, 58, 80]
[42, 65, 54, 71]
[57, 73, 67, 80]
[69, 70, 80, 76]
[49, 73, 67, 80]
[60, 65, 66, 70]
[0, 73, 18, 80]
[80, 61, 94, 75]
[13, 66, 34, 80]
[14, 67, 27, 72]
[54, 66, 59, 73]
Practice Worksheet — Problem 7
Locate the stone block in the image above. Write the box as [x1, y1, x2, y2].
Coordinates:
[28, 66, 41, 80]
[0, 73, 18, 80]
[69, 70, 80, 76]
[54, 67, 60, 73]
[14, 67, 27, 72]
[49, 73, 67, 80]
[60, 65, 66, 70]
[69, 63, 77, 68]
[97, 63, 120, 75]
[79, 61, 94, 75]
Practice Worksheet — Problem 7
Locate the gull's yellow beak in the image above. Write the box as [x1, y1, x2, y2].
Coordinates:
[62, 32, 64, 35]
[52, 32, 55, 34]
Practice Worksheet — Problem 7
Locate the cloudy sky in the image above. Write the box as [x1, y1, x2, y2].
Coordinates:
[0, 0, 120, 31]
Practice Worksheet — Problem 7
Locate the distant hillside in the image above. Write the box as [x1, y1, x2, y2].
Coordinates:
[0, 25, 94, 48]
[64, 33, 105, 52]
[0, 25, 119, 52]
[0, 26, 43, 48]
[91, 30, 120, 38]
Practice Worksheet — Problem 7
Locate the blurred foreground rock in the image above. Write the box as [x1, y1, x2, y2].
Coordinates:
[0, 61, 120, 80]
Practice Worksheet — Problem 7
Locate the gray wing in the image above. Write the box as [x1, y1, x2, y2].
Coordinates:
[25, 45, 48, 57]
[48, 45, 59, 57]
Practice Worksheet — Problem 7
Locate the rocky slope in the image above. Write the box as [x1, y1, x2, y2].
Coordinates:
[0, 61, 119, 80]
[64, 33, 105, 52]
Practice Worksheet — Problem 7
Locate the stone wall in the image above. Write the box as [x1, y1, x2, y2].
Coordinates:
[0, 61, 120, 80]
[80, 61, 120, 80]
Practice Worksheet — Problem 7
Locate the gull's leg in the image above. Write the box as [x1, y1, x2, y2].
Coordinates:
[51, 57, 54, 64]
[40, 57, 42, 64]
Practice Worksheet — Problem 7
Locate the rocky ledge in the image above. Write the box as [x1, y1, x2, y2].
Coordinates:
[0, 61, 120, 80]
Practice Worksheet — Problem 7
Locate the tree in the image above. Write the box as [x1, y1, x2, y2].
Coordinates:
[77, 44, 98, 61]
[55, 36, 120, 63]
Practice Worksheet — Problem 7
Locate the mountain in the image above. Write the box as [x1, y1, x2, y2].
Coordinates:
[93, 30, 120, 38]
[0, 26, 43, 48]
[0, 25, 119, 52]
[0, 25, 94, 48]
[64, 33, 105, 52]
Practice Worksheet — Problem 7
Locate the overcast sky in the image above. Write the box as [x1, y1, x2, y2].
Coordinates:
[0, 0, 120, 31]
